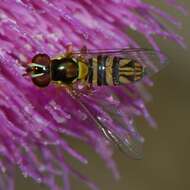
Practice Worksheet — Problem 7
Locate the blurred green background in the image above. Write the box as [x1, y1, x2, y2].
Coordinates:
[16, 1, 190, 190]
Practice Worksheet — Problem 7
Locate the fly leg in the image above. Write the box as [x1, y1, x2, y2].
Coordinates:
[74, 45, 88, 63]
[80, 46, 88, 55]
[83, 83, 94, 96]
[65, 43, 73, 57]
[61, 84, 82, 98]
[73, 79, 94, 96]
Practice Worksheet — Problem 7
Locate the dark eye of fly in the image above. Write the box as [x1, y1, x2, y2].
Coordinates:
[32, 66, 48, 75]
[33, 66, 42, 73]
[29, 54, 51, 87]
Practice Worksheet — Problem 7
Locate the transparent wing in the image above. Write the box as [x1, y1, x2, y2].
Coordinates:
[71, 87, 144, 159]
[73, 48, 169, 78]
[73, 47, 154, 55]
[70, 48, 168, 158]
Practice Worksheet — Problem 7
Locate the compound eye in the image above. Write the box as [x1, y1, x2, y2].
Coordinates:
[30, 54, 51, 87]
[32, 53, 51, 68]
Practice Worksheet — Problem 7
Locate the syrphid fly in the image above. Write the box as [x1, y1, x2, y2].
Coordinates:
[24, 45, 168, 159]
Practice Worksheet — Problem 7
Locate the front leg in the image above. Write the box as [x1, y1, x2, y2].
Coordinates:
[62, 84, 81, 98]
[65, 43, 73, 57]
[53, 81, 77, 97]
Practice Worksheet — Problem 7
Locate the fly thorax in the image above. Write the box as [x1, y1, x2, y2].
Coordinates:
[51, 57, 78, 84]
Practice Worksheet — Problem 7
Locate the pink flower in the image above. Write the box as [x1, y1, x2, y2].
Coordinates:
[0, 1, 186, 190]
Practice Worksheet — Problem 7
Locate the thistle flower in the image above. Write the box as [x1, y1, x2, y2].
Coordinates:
[0, 1, 185, 190]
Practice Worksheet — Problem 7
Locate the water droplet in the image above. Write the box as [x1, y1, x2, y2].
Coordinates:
[57, 117, 66, 124]
[83, 33, 89, 40]
[77, 110, 87, 120]
[55, 140, 60, 145]
[22, 172, 28, 178]
[1, 166, 6, 173]
[35, 116, 44, 124]
[36, 178, 42, 183]
[39, 165, 46, 172]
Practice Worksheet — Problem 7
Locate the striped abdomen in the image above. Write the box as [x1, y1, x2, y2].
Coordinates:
[86, 55, 145, 86]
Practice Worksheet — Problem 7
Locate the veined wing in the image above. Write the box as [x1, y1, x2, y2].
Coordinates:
[73, 47, 154, 55]
[71, 87, 144, 159]
[73, 48, 169, 78]
[69, 48, 168, 158]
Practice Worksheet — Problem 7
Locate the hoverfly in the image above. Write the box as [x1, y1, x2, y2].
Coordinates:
[24, 45, 167, 159]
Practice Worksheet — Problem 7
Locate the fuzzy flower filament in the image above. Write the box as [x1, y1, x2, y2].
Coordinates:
[0, 1, 186, 190]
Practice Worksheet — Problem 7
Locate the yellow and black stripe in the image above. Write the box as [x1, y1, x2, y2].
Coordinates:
[86, 56, 144, 86]
[97, 55, 107, 85]
[87, 55, 108, 86]
[118, 59, 144, 84]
